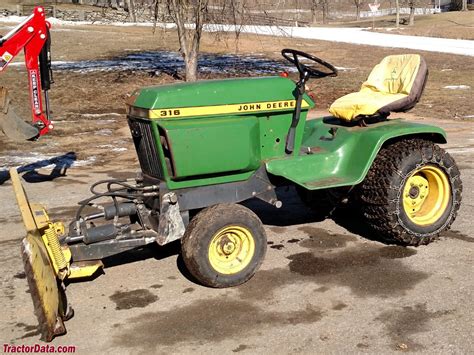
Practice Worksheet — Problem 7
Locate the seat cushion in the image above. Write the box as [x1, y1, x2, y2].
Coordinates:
[329, 54, 428, 122]
[328, 90, 407, 121]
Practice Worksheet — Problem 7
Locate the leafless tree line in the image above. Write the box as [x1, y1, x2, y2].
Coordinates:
[95, 0, 468, 81]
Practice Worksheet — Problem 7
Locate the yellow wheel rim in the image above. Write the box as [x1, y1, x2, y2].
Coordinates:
[402, 165, 451, 226]
[208, 226, 255, 275]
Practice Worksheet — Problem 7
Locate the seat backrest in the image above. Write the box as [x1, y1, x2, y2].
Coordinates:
[361, 54, 428, 114]
[361, 54, 427, 96]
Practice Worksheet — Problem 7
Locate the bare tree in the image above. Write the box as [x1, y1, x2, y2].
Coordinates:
[165, 0, 209, 82]
[125, 0, 136, 22]
[352, 0, 368, 21]
[407, 0, 416, 26]
[451, 0, 468, 10]
[395, 0, 400, 28]
[310, 0, 330, 24]
[310, 0, 317, 24]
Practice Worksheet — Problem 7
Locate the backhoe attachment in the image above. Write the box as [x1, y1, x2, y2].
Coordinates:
[0, 87, 39, 140]
[0, 6, 54, 140]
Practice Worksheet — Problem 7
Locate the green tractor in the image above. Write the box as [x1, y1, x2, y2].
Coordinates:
[12, 49, 462, 341]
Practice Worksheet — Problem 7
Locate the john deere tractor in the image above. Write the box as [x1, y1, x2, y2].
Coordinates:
[11, 49, 462, 341]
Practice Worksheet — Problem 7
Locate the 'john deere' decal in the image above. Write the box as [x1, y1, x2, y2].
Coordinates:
[149, 99, 310, 119]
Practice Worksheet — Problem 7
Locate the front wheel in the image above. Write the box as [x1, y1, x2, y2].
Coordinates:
[356, 138, 462, 246]
[181, 204, 267, 288]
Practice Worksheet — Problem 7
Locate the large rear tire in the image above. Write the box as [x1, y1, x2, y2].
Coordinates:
[356, 138, 462, 246]
[181, 204, 267, 288]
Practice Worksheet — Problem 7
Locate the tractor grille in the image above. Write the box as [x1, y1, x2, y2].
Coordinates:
[127, 116, 164, 180]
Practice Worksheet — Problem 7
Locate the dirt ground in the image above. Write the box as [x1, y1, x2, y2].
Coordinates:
[0, 21, 473, 354]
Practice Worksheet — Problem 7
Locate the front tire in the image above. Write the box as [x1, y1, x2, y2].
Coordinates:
[357, 138, 462, 246]
[181, 204, 267, 288]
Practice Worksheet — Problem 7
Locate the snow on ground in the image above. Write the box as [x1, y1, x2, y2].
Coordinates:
[1, 16, 473, 57]
[443, 85, 471, 90]
[0, 152, 96, 170]
[209, 25, 474, 57]
[7, 52, 297, 75]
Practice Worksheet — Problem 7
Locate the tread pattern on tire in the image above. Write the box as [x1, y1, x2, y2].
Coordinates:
[181, 203, 267, 288]
[357, 138, 462, 246]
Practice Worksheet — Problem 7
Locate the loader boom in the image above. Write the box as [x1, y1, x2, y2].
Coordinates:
[0, 6, 53, 139]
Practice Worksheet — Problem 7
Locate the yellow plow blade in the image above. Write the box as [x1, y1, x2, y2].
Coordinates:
[10, 168, 70, 341]
[21, 234, 66, 341]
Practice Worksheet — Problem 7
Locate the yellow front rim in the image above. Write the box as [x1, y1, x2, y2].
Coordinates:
[208, 226, 255, 275]
[402, 165, 451, 226]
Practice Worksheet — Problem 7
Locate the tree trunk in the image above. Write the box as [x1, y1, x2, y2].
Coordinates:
[356, 3, 361, 21]
[409, 5, 415, 26]
[462, 0, 468, 11]
[185, 53, 198, 82]
[322, 3, 328, 24]
[125, 0, 136, 22]
[395, 0, 400, 28]
[310, 2, 317, 24]
[169, 0, 207, 82]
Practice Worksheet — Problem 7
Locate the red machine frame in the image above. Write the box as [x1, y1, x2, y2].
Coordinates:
[0, 6, 52, 137]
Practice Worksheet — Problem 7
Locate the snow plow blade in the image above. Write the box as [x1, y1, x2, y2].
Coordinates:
[10, 169, 71, 342]
[21, 234, 67, 341]
[0, 87, 39, 141]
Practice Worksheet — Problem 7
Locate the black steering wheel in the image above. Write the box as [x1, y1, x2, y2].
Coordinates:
[281, 49, 338, 79]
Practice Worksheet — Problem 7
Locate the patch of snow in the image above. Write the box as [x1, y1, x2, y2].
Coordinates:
[94, 129, 113, 136]
[335, 66, 356, 71]
[446, 147, 474, 155]
[7, 51, 296, 75]
[112, 147, 127, 152]
[441, 69, 453, 72]
[80, 113, 121, 118]
[443, 85, 471, 90]
[0, 152, 95, 169]
[8, 60, 72, 68]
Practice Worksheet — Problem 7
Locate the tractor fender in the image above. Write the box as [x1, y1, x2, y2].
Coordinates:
[266, 119, 447, 190]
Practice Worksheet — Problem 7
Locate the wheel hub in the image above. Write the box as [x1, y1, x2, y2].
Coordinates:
[219, 236, 236, 256]
[208, 226, 255, 275]
[408, 186, 420, 199]
[402, 166, 450, 226]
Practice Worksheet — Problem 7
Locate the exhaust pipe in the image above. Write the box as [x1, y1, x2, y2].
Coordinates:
[0, 87, 39, 141]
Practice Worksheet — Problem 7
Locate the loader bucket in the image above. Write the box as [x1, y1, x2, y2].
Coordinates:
[0, 87, 39, 141]
[10, 169, 68, 341]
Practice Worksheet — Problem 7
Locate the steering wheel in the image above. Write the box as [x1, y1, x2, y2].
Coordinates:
[281, 49, 338, 79]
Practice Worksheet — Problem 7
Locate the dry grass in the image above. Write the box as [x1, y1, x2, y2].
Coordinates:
[366, 11, 474, 40]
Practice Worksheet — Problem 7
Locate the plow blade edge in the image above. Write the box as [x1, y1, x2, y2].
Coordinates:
[10, 168, 69, 341]
[21, 234, 66, 341]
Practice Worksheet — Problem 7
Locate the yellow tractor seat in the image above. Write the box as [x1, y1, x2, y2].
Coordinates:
[329, 54, 428, 122]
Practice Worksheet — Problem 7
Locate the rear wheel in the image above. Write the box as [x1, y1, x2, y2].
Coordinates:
[357, 138, 462, 246]
[181, 204, 267, 288]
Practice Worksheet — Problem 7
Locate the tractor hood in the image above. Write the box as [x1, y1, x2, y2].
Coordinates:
[127, 76, 314, 119]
